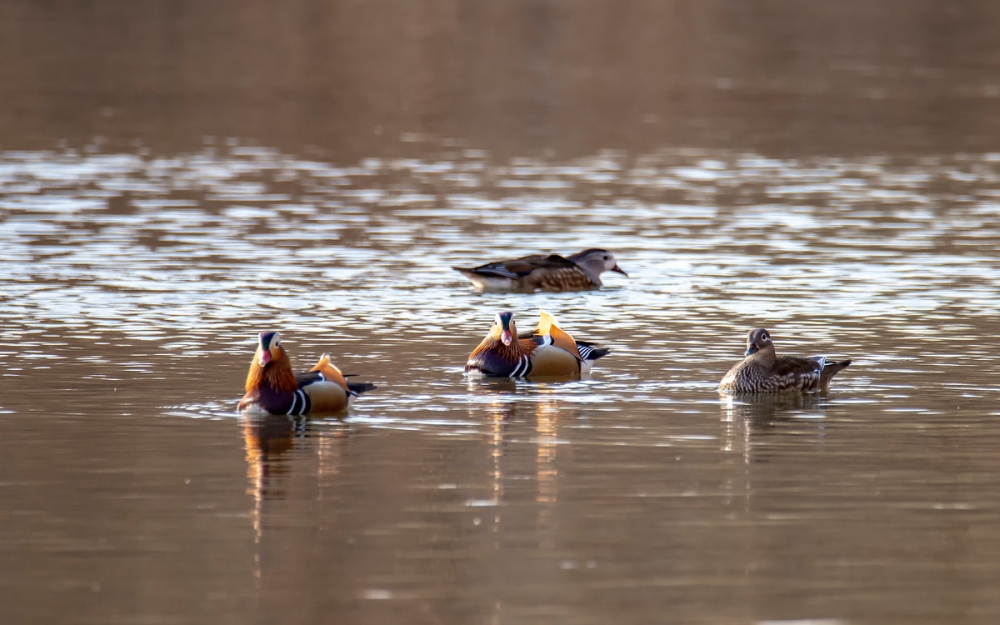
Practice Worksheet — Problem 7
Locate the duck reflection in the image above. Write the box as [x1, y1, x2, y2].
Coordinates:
[242, 413, 353, 592]
[467, 378, 523, 511]
[242, 415, 353, 540]
[317, 419, 352, 487]
[242, 414, 308, 542]
[721, 393, 830, 464]
[467, 378, 576, 542]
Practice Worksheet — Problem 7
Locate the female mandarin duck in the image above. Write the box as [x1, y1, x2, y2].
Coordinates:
[453, 248, 627, 292]
[238, 331, 376, 416]
[465, 311, 609, 377]
[719, 328, 851, 393]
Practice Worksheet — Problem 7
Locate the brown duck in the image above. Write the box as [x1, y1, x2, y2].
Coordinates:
[238, 332, 376, 416]
[465, 311, 609, 378]
[453, 248, 627, 292]
[719, 328, 851, 393]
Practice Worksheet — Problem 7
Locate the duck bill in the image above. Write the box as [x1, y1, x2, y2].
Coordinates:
[258, 350, 272, 366]
[744, 345, 759, 356]
[611, 264, 628, 276]
[500, 330, 513, 346]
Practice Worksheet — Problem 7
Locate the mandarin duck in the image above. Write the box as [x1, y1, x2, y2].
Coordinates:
[238, 332, 376, 416]
[465, 311, 609, 377]
[453, 248, 627, 292]
[719, 328, 851, 394]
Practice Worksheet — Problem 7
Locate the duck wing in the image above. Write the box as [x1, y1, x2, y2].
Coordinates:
[458, 254, 576, 279]
[295, 371, 326, 388]
[771, 356, 824, 378]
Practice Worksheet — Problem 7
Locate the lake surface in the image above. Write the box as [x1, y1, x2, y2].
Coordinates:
[4, 2, 1000, 624]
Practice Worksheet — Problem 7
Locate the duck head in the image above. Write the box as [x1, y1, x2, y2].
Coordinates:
[744, 328, 774, 357]
[572, 248, 627, 277]
[491, 312, 517, 346]
[256, 331, 285, 366]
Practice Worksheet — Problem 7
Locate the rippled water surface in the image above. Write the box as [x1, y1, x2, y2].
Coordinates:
[6, 142, 1000, 624]
[6, 2, 1000, 625]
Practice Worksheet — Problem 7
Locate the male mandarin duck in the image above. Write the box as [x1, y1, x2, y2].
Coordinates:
[719, 328, 851, 394]
[465, 311, 609, 378]
[238, 331, 375, 416]
[452, 248, 627, 292]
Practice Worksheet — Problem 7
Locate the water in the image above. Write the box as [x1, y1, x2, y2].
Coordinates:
[5, 2, 1000, 624]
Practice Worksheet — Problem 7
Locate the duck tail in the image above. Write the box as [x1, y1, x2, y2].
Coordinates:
[347, 382, 377, 396]
[821, 359, 851, 385]
[576, 341, 609, 362]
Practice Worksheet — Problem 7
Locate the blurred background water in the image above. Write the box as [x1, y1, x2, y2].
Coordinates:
[4, 2, 1000, 624]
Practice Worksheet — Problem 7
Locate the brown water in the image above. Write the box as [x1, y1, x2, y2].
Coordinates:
[4, 2, 1000, 624]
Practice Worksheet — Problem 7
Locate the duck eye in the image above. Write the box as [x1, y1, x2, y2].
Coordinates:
[603, 255, 609, 260]
[761, 334, 768, 341]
